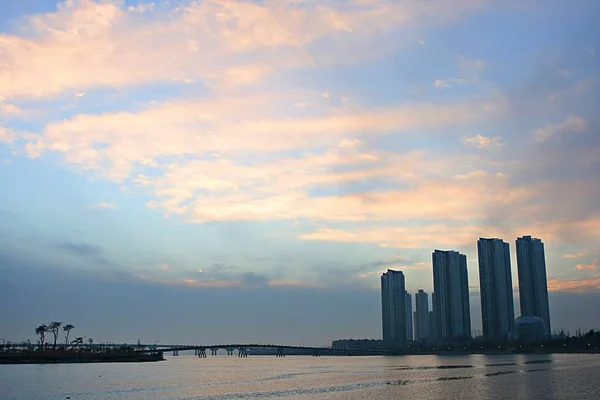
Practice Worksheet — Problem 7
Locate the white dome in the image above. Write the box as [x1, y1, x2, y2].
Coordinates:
[512, 316, 546, 342]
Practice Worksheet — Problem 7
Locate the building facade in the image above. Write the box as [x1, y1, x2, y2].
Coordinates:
[432, 250, 471, 342]
[429, 310, 436, 342]
[405, 291, 413, 341]
[414, 289, 430, 341]
[516, 235, 551, 337]
[477, 238, 515, 341]
[381, 270, 407, 348]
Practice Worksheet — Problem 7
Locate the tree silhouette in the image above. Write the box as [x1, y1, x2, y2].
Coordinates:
[35, 324, 48, 350]
[70, 336, 84, 350]
[48, 321, 62, 350]
[63, 324, 75, 348]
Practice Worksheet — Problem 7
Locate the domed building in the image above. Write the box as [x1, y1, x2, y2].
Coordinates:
[511, 316, 547, 343]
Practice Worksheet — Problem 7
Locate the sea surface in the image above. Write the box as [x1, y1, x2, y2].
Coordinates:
[1, 353, 599, 400]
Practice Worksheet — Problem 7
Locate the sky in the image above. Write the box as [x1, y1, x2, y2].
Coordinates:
[0, 0, 599, 346]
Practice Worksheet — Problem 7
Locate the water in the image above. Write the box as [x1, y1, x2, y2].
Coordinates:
[1, 353, 599, 399]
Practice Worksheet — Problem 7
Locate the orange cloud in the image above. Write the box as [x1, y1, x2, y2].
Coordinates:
[547, 277, 600, 292]
[576, 260, 599, 271]
[302, 224, 491, 249]
[0, 0, 487, 99]
[24, 94, 491, 181]
[0, 101, 22, 116]
[182, 170, 528, 223]
[564, 253, 586, 259]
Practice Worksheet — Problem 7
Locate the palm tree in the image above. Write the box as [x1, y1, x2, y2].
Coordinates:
[48, 322, 62, 350]
[63, 324, 75, 349]
[35, 325, 47, 350]
[88, 338, 94, 352]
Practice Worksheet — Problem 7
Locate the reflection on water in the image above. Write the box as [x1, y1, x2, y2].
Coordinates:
[1, 354, 599, 400]
[523, 359, 553, 364]
[387, 359, 555, 386]
[396, 364, 474, 370]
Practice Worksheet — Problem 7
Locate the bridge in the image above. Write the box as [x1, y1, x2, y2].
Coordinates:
[138, 344, 390, 358]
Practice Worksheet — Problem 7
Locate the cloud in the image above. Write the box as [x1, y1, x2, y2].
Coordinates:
[0, 101, 22, 116]
[459, 57, 485, 77]
[0, 0, 488, 99]
[241, 272, 270, 287]
[300, 209, 600, 251]
[302, 224, 492, 249]
[90, 202, 116, 209]
[556, 69, 572, 79]
[547, 277, 600, 292]
[59, 242, 103, 256]
[137, 268, 318, 289]
[585, 45, 595, 57]
[576, 261, 598, 271]
[138, 275, 243, 288]
[0, 126, 16, 143]
[357, 261, 428, 279]
[434, 80, 449, 88]
[24, 94, 490, 181]
[178, 169, 528, 223]
[127, 2, 155, 13]
[564, 253, 586, 259]
[463, 134, 504, 148]
[533, 115, 587, 142]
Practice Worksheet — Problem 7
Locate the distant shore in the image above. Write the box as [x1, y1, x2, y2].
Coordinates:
[0, 351, 164, 364]
[383, 348, 600, 356]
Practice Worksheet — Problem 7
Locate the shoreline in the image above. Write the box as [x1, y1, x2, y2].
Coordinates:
[0, 351, 164, 364]
[1, 349, 597, 364]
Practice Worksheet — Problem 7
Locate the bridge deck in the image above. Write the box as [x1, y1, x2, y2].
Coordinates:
[138, 343, 389, 355]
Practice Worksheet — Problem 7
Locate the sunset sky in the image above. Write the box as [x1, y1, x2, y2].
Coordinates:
[1, 0, 599, 344]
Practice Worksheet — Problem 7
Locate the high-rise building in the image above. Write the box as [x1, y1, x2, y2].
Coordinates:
[477, 238, 515, 341]
[516, 235, 551, 337]
[414, 289, 430, 341]
[381, 270, 406, 348]
[429, 310, 436, 341]
[432, 250, 471, 341]
[405, 291, 413, 341]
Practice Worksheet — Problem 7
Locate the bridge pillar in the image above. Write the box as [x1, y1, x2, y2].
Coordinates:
[313, 349, 321, 357]
[211, 348, 218, 356]
[194, 349, 198, 356]
[198, 348, 207, 358]
[173, 350, 179, 356]
[226, 348, 234, 356]
[276, 347, 285, 357]
[238, 347, 248, 358]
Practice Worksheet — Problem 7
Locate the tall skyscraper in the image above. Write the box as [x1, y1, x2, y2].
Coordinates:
[414, 289, 430, 341]
[381, 270, 406, 348]
[516, 235, 551, 337]
[429, 311, 436, 341]
[432, 250, 471, 341]
[405, 291, 413, 341]
[430, 292, 437, 341]
[477, 238, 515, 341]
